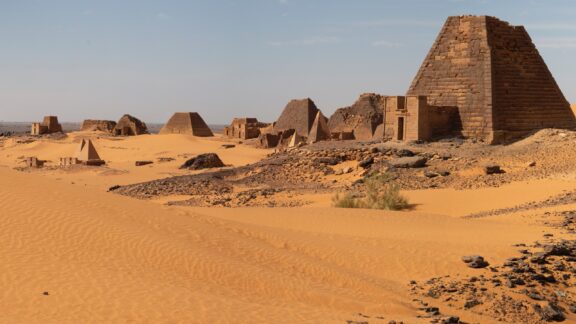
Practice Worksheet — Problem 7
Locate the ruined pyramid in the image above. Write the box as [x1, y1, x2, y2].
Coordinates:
[159, 112, 214, 137]
[113, 114, 149, 136]
[328, 93, 384, 140]
[407, 15, 576, 143]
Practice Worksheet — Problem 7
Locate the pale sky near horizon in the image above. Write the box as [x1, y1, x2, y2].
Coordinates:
[1, 0, 576, 124]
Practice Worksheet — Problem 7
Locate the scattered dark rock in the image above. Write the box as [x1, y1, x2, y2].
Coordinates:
[533, 302, 565, 322]
[462, 255, 489, 268]
[439, 153, 452, 160]
[389, 156, 427, 168]
[358, 157, 374, 169]
[441, 316, 460, 324]
[543, 242, 574, 256]
[396, 149, 415, 157]
[418, 238, 576, 323]
[135, 161, 154, 166]
[484, 164, 504, 175]
[527, 290, 545, 301]
[531, 252, 549, 264]
[180, 153, 225, 170]
[424, 306, 440, 315]
[464, 299, 482, 308]
[315, 157, 341, 166]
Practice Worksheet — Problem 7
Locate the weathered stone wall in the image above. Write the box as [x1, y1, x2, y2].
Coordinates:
[428, 106, 460, 139]
[31, 116, 62, 135]
[383, 96, 405, 140]
[188, 113, 214, 137]
[224, 118, 268, 139]
[258, 133, 279, 148]
[43, 116, 63, 133]
[31, 123, 44, 135]
[486, 17, 576, 141]
[405, 96, 430, 141]
[80, 120, 116, 132]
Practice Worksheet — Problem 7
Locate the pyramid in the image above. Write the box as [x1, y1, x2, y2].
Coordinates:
[308, 111, 330, 143]
[407, 15, 576, 143]
[113, 114, 149, 136]
[287, 132, 304, 148]
[328, 93, 385, 140]
[273, 98, 320, 136]
[74, 139, 87, 158]
[159, 112, 214, 137]
[76, 139, 101, 161]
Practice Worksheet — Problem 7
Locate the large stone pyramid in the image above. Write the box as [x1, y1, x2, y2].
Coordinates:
[273, 98, 320, 136]
[407, 15, 576, 143]
[160, 112, 214, 137]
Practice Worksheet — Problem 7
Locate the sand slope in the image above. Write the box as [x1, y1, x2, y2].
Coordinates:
[0, 133, 270, 190]
[1, 133, 575, 323]
[0, 165, 555, 323]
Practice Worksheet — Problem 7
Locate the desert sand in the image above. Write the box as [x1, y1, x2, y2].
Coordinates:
[0, 132, 574, 323]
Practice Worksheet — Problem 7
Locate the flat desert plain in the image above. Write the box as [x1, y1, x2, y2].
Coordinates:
[0, 131, 575, 323]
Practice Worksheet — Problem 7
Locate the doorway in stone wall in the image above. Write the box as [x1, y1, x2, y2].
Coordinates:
[397, 117, 405, 141]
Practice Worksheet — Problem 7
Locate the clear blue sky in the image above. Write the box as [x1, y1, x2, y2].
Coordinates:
[1, 0, 575, 123]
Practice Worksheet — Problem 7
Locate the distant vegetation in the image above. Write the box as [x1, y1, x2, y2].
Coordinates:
[332, 173, 409, 210]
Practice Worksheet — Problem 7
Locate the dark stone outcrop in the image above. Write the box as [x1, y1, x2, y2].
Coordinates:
[180, 153, 225, 170]
[389, 156, 427, 168]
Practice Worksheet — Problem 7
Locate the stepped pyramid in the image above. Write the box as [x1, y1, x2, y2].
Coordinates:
[160, 112, 214, 137]
[407, 15, 576, 143]
[308, 111, 330, 143]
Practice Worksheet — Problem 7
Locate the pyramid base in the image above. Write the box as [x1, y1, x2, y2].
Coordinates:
[83, 160, 106, 166]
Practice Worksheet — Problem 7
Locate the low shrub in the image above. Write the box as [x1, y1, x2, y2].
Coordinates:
[332, 173, 409, 210]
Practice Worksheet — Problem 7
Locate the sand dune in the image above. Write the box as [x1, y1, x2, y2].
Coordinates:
[0, 133, 270, 190]
[0, 133, 574, 323]
[0, 167, 552, 323]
